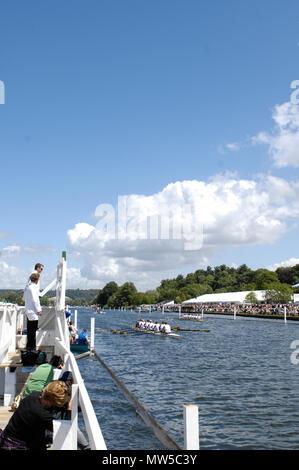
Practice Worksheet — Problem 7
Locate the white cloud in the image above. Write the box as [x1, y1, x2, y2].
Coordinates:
[0, 261, 27, 288]
[66, 267, 102, 289]
[226, 142, 240, 152]
[267, 258, 299, 271]
[0, 245, 21, 258]
[23, 245, 59, 255]
[66, 175, 299, 290]
[217, 142, 240, 154]
[253, 100, 299, 167]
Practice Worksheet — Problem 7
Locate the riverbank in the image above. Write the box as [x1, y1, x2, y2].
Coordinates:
[183, 311, 299, 321]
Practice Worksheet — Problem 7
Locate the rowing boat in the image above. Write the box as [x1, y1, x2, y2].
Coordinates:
[70, 343, 90, 352]
[179, 316, 204, 322]
[134, 327, 180, 338]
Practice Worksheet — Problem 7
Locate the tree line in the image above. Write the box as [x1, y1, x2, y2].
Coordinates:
[92, 263, 299, 308]
[1, 264, 298, 308]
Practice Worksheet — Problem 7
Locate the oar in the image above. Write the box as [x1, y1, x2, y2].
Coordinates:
[173, 327, 210, 332]
[110, 328, 142, 335]
[110, 330, 127, 335]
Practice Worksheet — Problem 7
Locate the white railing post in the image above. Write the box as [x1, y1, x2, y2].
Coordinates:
[284, 305, 287, 324]
[90, 318, 95, 351]
[55, 253, 69, 350]
[183, 405, 199, 450]
[234, 305, 237, 320]
[54, 339, 107, 449]
[74, 309, 78, 330]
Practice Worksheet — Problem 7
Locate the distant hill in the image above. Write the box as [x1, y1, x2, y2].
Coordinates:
[0, 289, 99, 306]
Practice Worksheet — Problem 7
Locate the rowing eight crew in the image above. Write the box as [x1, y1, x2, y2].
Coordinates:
[136, 319, 172, 334]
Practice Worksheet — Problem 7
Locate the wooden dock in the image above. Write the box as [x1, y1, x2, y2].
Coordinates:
[0, 406, 13, 430]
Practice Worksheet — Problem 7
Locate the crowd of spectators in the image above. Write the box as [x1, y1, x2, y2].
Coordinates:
[172, 302, 299, 317]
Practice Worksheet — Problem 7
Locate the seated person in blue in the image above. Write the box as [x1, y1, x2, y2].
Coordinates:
[77, 329, 89, 345]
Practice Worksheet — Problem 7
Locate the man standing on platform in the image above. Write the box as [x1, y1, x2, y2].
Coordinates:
[23, 272, 42, 350]
[25, 262, 44, 295]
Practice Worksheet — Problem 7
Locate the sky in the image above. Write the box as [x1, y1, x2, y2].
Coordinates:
[0, 0, 299, 291]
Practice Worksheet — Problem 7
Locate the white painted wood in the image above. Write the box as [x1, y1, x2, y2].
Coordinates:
[40, 278, 56, 297]
[90, 318, 95, 350]
[53, 420, 75, 450]
[284, 305, 287, 324]
[183, 405, 199, 450]
[74, 309, 78, 330]
[55, 339, 107, 449]
[3, 368, 16, 406]
[71, 384, 79, 447]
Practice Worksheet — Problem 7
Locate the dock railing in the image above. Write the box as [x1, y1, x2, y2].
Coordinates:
[0, 304, 19, 364]
[0, 253, 107, 450]
[52, 253, 107, 450]
[0, 304, 20, 405]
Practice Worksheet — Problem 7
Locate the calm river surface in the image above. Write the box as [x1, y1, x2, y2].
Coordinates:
[73, 307, 299, 450]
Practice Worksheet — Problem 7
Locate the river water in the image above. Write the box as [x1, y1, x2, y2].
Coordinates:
[73, 307, 299, 450]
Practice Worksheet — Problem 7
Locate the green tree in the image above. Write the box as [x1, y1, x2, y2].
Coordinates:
[40, 296, 49, 306]
[264, 283, 293, 303]
[107, 282, 137, 308]
[95, 281, 118, 306]
[255, 269, 279, 289]
[244, 292, 259, 303]
[0, 292, 24, 305]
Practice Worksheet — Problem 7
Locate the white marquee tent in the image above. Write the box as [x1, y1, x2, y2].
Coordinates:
[182, 290, 266, 304]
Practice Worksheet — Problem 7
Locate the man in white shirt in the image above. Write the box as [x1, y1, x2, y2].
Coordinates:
[160, 321, 171, 334]
[23, 273, 42, 350]
[163, 322, 172, 334]
[24, 263, 44, 294]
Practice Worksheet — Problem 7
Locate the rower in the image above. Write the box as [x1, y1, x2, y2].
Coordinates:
[136, 319, 142, 328]
[145, 319, 151, 330]
[161, 321, 171, 334]
[154, 320, 160, 333]
[139, 319, 145, 330]
[149, 320, 155, 331]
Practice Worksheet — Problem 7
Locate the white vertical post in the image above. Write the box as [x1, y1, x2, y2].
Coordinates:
[184, 405, 199, 450]
[71, 383, 79, 446]
[90, 317, 95, 350]
[201, 307, 204, 319]
[3, 368, 16, 406]
[284, 305, 287, 324]
[179, 305, 181, 317]
[162, 304, 165, 315]
[74, 309, 78, 330]
[234, 305, 236, 320]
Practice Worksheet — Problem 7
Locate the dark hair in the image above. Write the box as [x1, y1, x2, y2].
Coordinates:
[50, 355, 64, 368]
[35, 263, 44, 270]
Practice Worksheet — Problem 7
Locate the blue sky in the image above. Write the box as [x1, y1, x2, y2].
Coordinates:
[1, 0, 299, 290]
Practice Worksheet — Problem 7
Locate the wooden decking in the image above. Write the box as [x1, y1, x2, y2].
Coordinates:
[0, 406, 13, 430]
